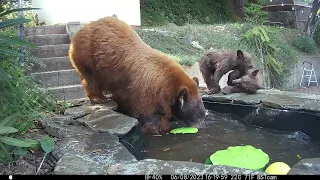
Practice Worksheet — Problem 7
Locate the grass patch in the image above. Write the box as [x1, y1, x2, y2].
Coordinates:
[140, 0, 235, 26]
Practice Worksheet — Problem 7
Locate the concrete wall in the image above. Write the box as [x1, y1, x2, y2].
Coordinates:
[30, 0, 141, 26]
[181, 62, 230, 89]
[284, 55, 320, 90]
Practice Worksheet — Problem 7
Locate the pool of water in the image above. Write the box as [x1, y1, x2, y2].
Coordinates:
[137, 110, 320, 167]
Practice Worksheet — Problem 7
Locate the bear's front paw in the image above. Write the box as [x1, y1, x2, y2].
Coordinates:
[207, 87, 221, 94]
[221, 86, 233, 95]
[89, 96, 110, 104]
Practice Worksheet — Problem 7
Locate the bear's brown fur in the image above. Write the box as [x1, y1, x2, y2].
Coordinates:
[69, 17, 206, 135]
[199, 48, 254, 94]
[222, 68, 263, 94]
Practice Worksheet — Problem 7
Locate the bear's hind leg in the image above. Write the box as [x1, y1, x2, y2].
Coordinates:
[78, 70, 108, 104]
[209, 71, 224, 94]
[200, 68, 214, 92]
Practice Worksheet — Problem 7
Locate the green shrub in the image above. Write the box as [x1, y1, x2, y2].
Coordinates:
[244, 3, 268, 24]
[290, 34, 318, 54]
[1, 1, 37, 27]
[0, 6, 57, 164]
[314, 25, 320, 47]
[268, 29, 300, 87]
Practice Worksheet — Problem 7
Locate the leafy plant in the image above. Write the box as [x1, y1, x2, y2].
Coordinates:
[242, 25, 283, 88]
[0, 7, 38, 57]
[244, 3, 268, 24]
[0, 6, 56, 164]
[290, 34, 318, 54]
[1, 1, 37, 27]
[313, 24, 320, 47]
[0, 113, 39, 163]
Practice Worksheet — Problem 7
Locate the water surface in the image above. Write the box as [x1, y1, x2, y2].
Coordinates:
[142, 110, 320, 167]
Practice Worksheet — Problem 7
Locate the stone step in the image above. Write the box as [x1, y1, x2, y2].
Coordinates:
[30, 44, 70, 58]
[31, 57, 73, 73]
[25, 34, 70, 46]
[23, 25, 67, 36]
[31, 69, 80, 88]
[47, 84, 86, 101]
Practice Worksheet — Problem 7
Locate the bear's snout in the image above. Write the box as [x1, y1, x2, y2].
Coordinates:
[185, 118, 206, 129]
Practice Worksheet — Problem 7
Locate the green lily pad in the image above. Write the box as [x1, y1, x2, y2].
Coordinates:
[210, 145, 269, 170]
[170, 127, 198, 134]
[205, 157, 212, 165]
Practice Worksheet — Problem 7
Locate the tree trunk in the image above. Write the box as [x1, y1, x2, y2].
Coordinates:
[304, 0, 320, 37]
[233, 0, 245, 20]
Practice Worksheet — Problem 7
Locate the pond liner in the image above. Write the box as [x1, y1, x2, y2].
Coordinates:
[202, 100, 320, 142]
[118, 100, 320, 161]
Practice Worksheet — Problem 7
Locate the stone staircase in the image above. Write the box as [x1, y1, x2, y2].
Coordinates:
[24, 25, 86, 101]
[24, 25, 207, 102]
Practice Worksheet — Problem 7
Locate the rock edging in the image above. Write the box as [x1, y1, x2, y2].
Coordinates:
[41, 98, 318, 175]
[202, 89, 320, 113]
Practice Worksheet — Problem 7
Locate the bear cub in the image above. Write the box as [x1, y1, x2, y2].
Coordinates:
[221, 68, 263, 94]
[199, 48, 262, 94]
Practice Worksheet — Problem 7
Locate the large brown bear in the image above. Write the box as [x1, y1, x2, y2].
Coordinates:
[69, 17, 206, 135]
[221, 68, 263, 94]
[198, 48, 256, 94]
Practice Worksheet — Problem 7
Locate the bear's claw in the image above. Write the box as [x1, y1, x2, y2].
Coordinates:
[89, 96, 111, 104]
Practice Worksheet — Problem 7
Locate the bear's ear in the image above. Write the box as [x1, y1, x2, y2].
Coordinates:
[237, 50, 244, 59]
[177, 86, 189, 107]
[252, 69, 260, 77]
[192, 77, 199, 87]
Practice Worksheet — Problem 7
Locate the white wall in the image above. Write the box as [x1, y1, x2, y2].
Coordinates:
[31, 0, 141, 26]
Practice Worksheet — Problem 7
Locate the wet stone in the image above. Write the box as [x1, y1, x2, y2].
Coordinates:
[53, 132, 137, 175]
[288, 158, 320, 175]
[64, 100, 118, 116]
[77, 109, 139, 137]
[40, 115, 75, 125]
[77, 109, 115, 123]
[298, 100, 320, 113]
[107, 159, 267, 175]
[42, 120, 93, 139]
[202, 89, 320, 112]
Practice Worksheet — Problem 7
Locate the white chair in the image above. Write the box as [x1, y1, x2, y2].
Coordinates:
[300, 61, 318, 88]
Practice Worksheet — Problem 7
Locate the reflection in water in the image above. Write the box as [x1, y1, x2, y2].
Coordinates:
[141, 110, 320, 166]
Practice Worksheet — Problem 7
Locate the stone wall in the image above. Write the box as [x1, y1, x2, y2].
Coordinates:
[182, 62, 205, 87]
[182, 62, 231, 90]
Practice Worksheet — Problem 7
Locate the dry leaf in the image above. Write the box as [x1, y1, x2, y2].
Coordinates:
[152, 135, 162, 137]
[92, 149, 103, 153]
[27, 129, 40, 133]
[163, 148, 170, 152]
[297, 154, 302, 159]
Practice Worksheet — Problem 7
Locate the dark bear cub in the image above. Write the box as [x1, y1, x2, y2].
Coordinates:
[199, 49, 254, 94]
